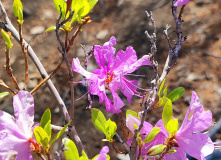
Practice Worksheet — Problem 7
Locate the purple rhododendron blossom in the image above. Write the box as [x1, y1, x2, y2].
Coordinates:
[174, 0, 189, 6]
[126, 114, 165, 157]
[155, 91, 214, 160]
[72, 36, 151, 113]
[95, 146, 109, 160]
[0, 91, 35, 160]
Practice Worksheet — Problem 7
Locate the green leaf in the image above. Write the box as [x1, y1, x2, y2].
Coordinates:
[44, 120, 52, 140]
[13, 0, 23, 24]
[88, 0, 98, 10]
[1, 30, 13, 49]
[143, 127, 160, 143]
[167, 149, 177, 154]
[63, 138, 79, 160]
[126, 110, 140, 119]
[92, 155, 110, 160]
[162, 99, 173, 128]
[105, 119, 117, 141]
[167, 119, 179, 136]
[163, 86, 168, 97]
[40, 108, 51, 128]
[91, 108, 106, 134]
[147, 144, 166, 156]
[167, 87, 185, 102]
[50, 120, 71, 146]
[34, 126, 49, 148]
[45, 26, 56, 33]
[158, 96, 169, 107]
[79, 150, 89, 160]
[71, 0, 90, 23]
[158, 78, 166, 98]
[53, 0, 67, 19]
[0, 92, 9, 99]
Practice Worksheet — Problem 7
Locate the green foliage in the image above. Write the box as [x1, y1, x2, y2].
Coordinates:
[167, 149, 177, 154]
[162, 99, 173, 129]
[147, 144, 166, 156]
[158, 78, 166, 98]
[71, 0, 90, 23]
[158, 96, 169, 107]
[92, 154, 110, 160]
[40, 109, 52, 140]
[50, 120, 71, 147]
[0, 92, 9, 99]
[105, 119, 117, 141]
[79, 150, 89, 160]
[1, 30, 13, 49]
[143, 127, 160, 143]
[13, 0, 23, 24]
[34, 126, 49, 148]
[53, 0, 67, 19]
[63, 138, 79, 160]
[91, 108, 106, 134]
[167, 119, 179, 136]
[126, 110, 140, 119]
[163, 86, 168, 97]
[167, 87, 185, 102]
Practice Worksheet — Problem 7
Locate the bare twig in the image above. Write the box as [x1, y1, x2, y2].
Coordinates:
[30, 58, 64, 94]
[0, 79, 17, 94]
[115, 132, 130, 153]
[4, 47, 20, 91]
[0, 1, 70, 123]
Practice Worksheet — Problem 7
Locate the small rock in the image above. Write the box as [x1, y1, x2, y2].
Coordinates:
[186, 73, 204, 81]
[41, 10, 53, 20]
[18, 82, 25, 90]
[30, 26, 45, 35]
[117, 154, 130, 160]
[96, 30, 108, 40]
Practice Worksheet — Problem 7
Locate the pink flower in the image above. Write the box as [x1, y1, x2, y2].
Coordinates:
[95, 146, 109, 160]
[126, 114, 165, 157]
[72, 36, 151, 113]
[155, 91, 214, 159]
[174, 0, 189, 6]
[0, 91, 36, 160]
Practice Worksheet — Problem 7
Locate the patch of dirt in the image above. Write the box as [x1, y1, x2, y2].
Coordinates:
[0, 0, 221, 159]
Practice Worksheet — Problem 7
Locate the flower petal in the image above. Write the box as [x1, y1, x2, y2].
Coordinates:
[164, 147, 187, 160]
[95, 146, 109, 160]
[13, 91, 34, 138]
[174, 0, 189, 6]
[176, 133, 214, 159]
[72, 58, 92, 78]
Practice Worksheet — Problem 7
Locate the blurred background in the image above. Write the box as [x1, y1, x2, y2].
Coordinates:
[0, 0, 220, 159]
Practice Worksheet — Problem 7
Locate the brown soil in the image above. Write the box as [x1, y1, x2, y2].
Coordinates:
[0, 0, 221, 159]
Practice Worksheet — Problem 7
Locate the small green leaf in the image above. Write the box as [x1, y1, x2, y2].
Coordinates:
[1, 30, 13, 49]
[158, 96, 169, 107]
[162, 99, 173, 128]
[167, 87, 185, 102]
[79, 150, 89, 160]
[44, 120, 52, 140]
[105, 119, 117, 141]
[40, 108, 51, 128]
[45, 26, 56, 33]
[147, 144, 166, 156]
[91, 108, 106, 134]
[71, 0, 90, 23]
[13, 0, 23, 24]
[143, 127, 160, 143]
[126, 110, 140, 119]
[63, 138, 79, 160]
[53, 0, 67, 19]
[88, 0, 98, 10]
[50, 120, 71, 146]
[0, 92, 9, 99]
[34, 126, 49, 148]
[167, 149, 177, 154]
[158, 78, 166, 98]
[167, 119, 179, 135]
[163, 86, 168, 97]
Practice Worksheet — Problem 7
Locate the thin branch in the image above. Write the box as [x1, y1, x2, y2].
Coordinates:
[0, 0, 70, 124]
[0, 79, 17, 94]
[115, 132, 130, 153]
[4, 47, 20, 90]
[30, 58, 64, 94]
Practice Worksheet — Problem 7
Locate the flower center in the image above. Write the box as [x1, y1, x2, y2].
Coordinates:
[28, 138, 43, 153]
[105, 72, 114, 90]
[164, 135, 179, 149]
